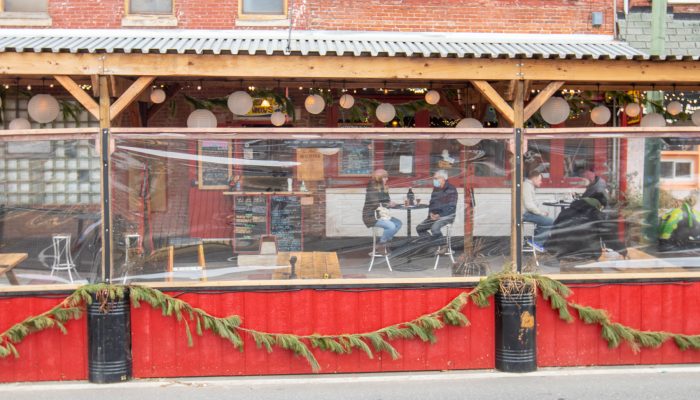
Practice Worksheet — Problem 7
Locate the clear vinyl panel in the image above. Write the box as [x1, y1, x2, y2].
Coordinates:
[524, 134, 700, 274]
[0, 137, 102, 286]
[110, 136, 514, 283]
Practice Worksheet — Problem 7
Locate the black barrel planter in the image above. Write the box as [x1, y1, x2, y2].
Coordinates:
[87, 290, 132, 383]
[495, 287, 537, 372]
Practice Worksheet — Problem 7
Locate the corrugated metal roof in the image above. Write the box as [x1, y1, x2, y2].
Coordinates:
[0, 29, 670, 60]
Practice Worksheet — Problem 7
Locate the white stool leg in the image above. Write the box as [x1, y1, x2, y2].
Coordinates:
[368, 227, 377, 272]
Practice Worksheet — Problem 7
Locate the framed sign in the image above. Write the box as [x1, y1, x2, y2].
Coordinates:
[198, 140, 232, 190]
[338, 139, 373, 176]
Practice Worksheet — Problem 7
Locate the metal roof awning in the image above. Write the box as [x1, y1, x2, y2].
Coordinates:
[0, 29, 663, 60]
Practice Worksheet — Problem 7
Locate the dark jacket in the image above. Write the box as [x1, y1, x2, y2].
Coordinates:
[547, 197, 627, 262]
[362, 181, 391, 228]
[429, 181, 458, 220]
[581, 176, 609, 200]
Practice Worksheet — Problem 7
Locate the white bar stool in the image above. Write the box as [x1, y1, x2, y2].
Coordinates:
[121, 234, 141, 284]
[433, 223, 456, 270]
[368, 226, 392, 272]
[522, 221, 539, 267]
[51, 234, 79, 282]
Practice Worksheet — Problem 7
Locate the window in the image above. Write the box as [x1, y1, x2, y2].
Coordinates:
[661, 160, 693, 180]
[127, 0, 173, 15]
[239, 0, 287, 18]
[2, 0, 47, 13]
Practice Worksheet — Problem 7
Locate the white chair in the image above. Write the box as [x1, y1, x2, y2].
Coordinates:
[50, 234, 79, 282]
[433, 223, 456, 270]
[522, 222, 539, 267]
[368, 226, 392, 272]
[121, 234, 141, 284]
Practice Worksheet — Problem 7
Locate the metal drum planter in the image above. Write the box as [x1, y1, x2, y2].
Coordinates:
[87, 291, 132, 383]
[495, 288, 537, 372]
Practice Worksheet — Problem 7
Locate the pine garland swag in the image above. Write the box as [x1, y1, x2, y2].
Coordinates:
[2, 275, 700, 372]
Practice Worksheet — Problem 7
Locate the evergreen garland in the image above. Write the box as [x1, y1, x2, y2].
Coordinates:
[2, 275, 700, 372]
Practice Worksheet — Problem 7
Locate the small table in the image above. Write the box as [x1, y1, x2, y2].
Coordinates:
[272, 251, 341, 279]
[543, 201, 571, 219]
[0, 253, 28, 285]
[390, 204, 429, 237]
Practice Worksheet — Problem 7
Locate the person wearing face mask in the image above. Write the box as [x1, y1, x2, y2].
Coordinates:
[362, 169, 402, 254]
[416, 170, 458, 254]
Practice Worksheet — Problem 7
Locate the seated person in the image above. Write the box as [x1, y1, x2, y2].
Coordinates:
[658, 194, 700, 252]
[362, 169, 402, 254]
[581, 167, 609, 200]
[523, 170, 553, 251]
[416, 170, 458, 254]
[547, 193, 627, 262]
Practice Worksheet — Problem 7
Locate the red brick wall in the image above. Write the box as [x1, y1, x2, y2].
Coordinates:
[37, 0, 615, 34]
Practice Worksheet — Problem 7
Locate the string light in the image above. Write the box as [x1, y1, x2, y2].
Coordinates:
[27, 85, 32, 91]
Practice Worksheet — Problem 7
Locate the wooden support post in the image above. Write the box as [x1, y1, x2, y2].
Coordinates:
[98, 75, 113, 283]
[523, 81, 565, 121]
[167, 246, 174, 282]
[512, 81, 525, 272]
[109, 76, 156, 121]
[198, 243, 207, 282]
[54, 75, 100, 119]
[470, 80, 515, 125]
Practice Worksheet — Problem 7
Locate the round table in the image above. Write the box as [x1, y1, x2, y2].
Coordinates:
[390, 203, 429, 237]
[543, 201, 571, 219]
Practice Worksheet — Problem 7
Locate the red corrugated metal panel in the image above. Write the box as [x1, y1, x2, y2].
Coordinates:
[0, 296, 87, 383]
[538, 282, 700, 367]
[131, 287, 493, 377]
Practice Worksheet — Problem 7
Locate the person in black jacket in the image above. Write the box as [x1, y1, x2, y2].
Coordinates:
[547, 192, 627, 263]
[362, 169, 402, 253]
[416, 170, 458, 252]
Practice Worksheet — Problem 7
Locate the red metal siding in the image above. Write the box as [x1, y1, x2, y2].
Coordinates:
[537, 282, 700, 366]
[131, 287, 494, 377]
[0, 296, 88, 383]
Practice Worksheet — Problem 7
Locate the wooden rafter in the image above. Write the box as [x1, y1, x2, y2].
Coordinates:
[109, 76, 156, 121]
[54, 75, 100, 119]
[523, 81, 565, 121]
[470, 80, 514, 125]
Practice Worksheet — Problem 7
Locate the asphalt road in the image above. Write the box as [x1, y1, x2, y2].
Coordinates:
[2, 366, 699, 400]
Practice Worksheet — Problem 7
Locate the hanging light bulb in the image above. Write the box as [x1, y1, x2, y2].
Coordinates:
[150, 88, 166, 104]
[9, 118, 31, 130]
[270, 111, 286, 126]
[590, 105, 611, 125]
[640, 112, 666, 127]
[666, 101, 683, 116]
[540, 97, 570, 125]
[304, 94, 325, 114]
[227, 91, 254, 115]
[339, 94, 355, 109]
[456, 118, 483, 146]
[625, 102, 641, 118]
[691, 111, 700, 127]
[375, 103, 396, 123]
[186, 109, 217, 128]
[27, 94, 60, 123]
[425, 90, 440, 105]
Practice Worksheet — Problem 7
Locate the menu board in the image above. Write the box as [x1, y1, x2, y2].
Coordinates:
[233, 195, 268, 253]
[198, 140, 231, 189]
[339, 140, 373, 176]
[270, 195, 302, 251]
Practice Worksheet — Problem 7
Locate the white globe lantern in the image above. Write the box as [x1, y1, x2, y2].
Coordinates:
[666, 101, 683, 116]
[425, 90, 441, 105]
[692, 111, 700, 127]
[640, 112, 666, 128]
[270, 111, 286, 127]
[339, 94, 355, 109]
[540, 97, 570, 125]
[9, 118, 31, 130]
[227, 91, 253, 115]
[27, 94, 60, 124]
[186, 109, 217, 128]
[590, 105, 611, 125]
[304, 94, 325, 114]
[317, 148, 340, 156]
[625, 102, 641, 118]
[375, 103, 396, 123]
[455, 118, 483, 146]
[150, 88, 166, 104]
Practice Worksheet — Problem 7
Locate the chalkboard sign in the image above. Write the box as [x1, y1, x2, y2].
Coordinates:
[233, 195, 268, 253]
[339, 140, 373, 176]
[198, 140, 232, 189]
[270, 195, 302, 251]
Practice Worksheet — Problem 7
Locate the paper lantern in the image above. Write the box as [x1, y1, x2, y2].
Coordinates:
[150, 88, 166, 104]
[455, 118, 483, 146]
[692, 111, 700, 127]
[27, 94, 60, 124]
[9, 118, 31, 130]
[227, 91, 253, 115]
[304, 94, 325, 114]
[270, 111, 286, 127]
[590, 105, 611, 125]
[339, 94, 355, 109]
[625, 102, 641, 118]
[425, 90, 440, 105]
[317, 148, 340, 156]
[666, 101, 683, 116]
[375, 103, 396, 123]
[640, 112, 666, 128]
[186, 109, 217, 128]
[540, 97, 570, 125]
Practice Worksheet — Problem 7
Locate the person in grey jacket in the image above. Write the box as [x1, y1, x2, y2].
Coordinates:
[581, 168, 609, 200]
[523, 170, 553, 249]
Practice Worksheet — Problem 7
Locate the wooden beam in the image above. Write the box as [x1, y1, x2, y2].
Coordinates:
[99, 75, 111, 282]
[109, 76, 155, 121]
[4, 53, 700, 82]
[471, 80, 514, 125]
[54, 75, 100, 119]
[90, 75, 99, 97]
[146, 83, 182, 125]
[523, 81, 565, 121]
